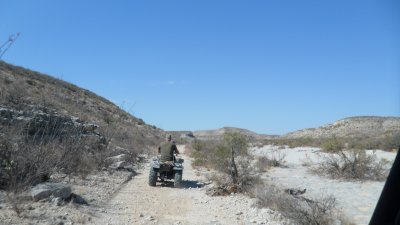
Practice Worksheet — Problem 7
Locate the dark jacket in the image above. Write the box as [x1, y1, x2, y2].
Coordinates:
[158, 141, 179, 162]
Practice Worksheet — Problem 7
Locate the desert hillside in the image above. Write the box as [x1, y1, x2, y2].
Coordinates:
[283, 116, 400, 139]
[0, 61, 164, 148]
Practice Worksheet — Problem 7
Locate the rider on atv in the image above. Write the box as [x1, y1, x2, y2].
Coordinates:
[158, 134, 180, 162]
[149, 134, 183, 187]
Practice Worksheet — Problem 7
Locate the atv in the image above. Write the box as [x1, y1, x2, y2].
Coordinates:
[149, 155, 184, 188]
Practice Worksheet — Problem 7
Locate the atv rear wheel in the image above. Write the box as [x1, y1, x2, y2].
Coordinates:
[174, 171, 182, 188]
[149, 168, 157, 186]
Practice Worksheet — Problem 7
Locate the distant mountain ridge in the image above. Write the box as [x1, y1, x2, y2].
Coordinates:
[171, 116, 400, 141]
[283, 116, 400, 139]
[171, 127, 277, 140]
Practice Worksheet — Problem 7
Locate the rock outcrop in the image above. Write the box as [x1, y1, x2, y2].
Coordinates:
[0, 105, 103, 139]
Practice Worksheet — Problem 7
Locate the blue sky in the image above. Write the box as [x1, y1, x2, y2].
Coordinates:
[1, 0, 399, 134]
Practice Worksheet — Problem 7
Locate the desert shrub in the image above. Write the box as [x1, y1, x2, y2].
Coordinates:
[206, 157, 261, 196]
[311, 149, 390, 181]
[207, 132, 250, 187]
[256, 156, 271, 172]
[3, 80, 28, 106]
[192, 133, 260, 194]
[256, 150, 286, 172]
[235, 156, 262, 194]
[191, 150, 207, 167]
[189, 139, 221, 168]
[256, 185, 344, 225]
[322, 137, 344, 152]
[267, 138, 320, 148]
[382, 132, 400, 151]
[192, 139, 204, 152]
[95, 120, 146, 168]
[209, 144, 231, 173]
[0, 117, 104, 192]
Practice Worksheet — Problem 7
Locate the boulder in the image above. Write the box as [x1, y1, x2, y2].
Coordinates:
[30, 183, 72, 201]
[105, 154, 129, 164]
[106, 154, 134, 170]
[70, 193, 88, 205]
[109, 161, 128, 170]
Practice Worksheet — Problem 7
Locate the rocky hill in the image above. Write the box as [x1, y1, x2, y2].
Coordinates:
[0, 61, 166, 189]
[283, 116, 400, 139]
[0, 61, 164, 149]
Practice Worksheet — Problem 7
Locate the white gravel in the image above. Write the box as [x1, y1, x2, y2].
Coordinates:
[250, 145, 396, 225]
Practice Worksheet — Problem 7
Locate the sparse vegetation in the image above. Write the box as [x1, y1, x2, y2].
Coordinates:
[311, 149, 390, 181]
[256, 184, 349, 225]
[321, 137, 344, 152]
[189, 132, 260, 194]
[0, 61, 163, 150]
[0, 61, 164, 218]
[258, 133, 400, 152]
[256, 150, 286, 172]
[0, 119, 99, 192]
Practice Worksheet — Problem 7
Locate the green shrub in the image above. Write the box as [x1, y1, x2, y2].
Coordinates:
[322, 137, 344, 152]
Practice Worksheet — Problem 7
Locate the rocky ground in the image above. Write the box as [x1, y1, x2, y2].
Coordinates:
[0, 169, 137, 225]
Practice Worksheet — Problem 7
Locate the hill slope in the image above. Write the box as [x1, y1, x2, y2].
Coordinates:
[0, 61, 164, 150]
[283, 116, 400, 139]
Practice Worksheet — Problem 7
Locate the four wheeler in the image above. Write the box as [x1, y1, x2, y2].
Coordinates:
[149, 154, 184, 188]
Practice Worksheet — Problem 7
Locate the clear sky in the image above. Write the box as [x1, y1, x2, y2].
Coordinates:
[1, 0, 399, 134]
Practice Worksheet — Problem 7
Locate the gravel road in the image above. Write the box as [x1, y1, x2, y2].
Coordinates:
[89, 145, 284, 225]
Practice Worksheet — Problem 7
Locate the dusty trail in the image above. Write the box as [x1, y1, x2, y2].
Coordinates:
[89, 145, 277, 225]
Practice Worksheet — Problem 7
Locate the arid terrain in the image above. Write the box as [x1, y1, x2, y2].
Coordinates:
[88, 145, 285, 225]
[1, 61, 399, 225]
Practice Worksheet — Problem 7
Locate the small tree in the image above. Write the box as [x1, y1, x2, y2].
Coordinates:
[223, 132, 248, 184]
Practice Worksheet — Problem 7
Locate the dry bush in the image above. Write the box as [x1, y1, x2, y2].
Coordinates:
[194, 133, 261, 195]
[0, 118, 102, 192]
[267, 138, 319, 148]
[381, 132, 400, 151]
[234, 156, 262, 194]
[256, 185, 346, 225]
[256, 150, 286, 172]
[321, 137, 344, 152]
[95, 121, 145, 168]
[0, 119, 101, 216]
[311, 149, 390, 181]
[188, 139, 222, 168]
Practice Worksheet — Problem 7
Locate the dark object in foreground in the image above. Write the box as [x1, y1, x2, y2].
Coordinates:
[148, 155, 184, 188]
[369, 147, 400, 225]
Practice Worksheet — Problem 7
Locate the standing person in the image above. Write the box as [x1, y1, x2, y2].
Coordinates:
[158, 135, 179, 162]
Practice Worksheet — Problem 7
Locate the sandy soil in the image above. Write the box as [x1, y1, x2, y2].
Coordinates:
[89, 145, 283, 225]
[251, 145, 396, 225]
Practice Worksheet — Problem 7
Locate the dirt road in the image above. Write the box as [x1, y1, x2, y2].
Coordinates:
[89, 145, 282, 225]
